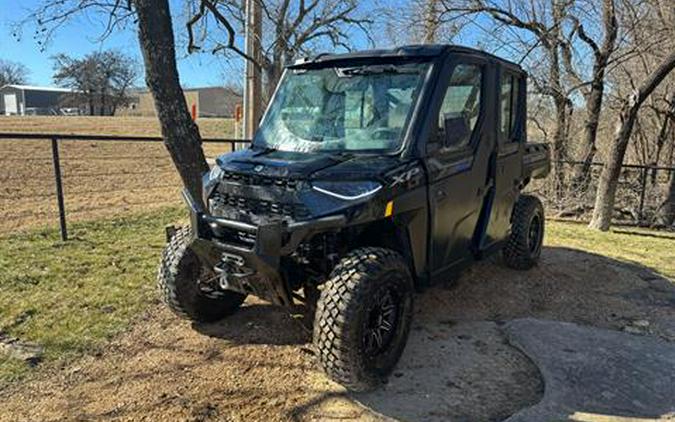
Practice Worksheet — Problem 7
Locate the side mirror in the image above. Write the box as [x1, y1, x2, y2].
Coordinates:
[441, 114, 470, 148]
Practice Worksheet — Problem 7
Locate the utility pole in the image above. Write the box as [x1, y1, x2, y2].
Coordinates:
[243, 0, 263, 144]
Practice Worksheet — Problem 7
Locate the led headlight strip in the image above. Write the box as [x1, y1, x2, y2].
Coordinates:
[311, 183, 382, 201]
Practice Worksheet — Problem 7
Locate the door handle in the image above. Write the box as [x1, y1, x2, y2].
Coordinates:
[436, 189, 447, 200]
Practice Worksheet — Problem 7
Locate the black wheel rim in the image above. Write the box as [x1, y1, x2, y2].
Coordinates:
[363, 286, 399, 357]
[528, 214, 542, 254]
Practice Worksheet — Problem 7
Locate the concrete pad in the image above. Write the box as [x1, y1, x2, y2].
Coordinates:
[351, 320, 543, 421]
[504, 319, 675, 422]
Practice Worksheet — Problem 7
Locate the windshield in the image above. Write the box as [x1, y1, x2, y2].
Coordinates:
[253, 63, 430, 153]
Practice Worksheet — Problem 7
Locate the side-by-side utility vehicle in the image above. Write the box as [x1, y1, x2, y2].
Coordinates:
[158, 45, 550, 391]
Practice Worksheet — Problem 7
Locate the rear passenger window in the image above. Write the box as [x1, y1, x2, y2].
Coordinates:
[500, 73, 520, 140]
[437, 64, 482, 150]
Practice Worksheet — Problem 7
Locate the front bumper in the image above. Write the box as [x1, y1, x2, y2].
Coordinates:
[180, 189, 346, 306]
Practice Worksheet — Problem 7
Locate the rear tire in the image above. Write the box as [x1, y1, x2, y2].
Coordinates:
[313, 247, 414, 391]
[157, 226, 246, 322]
[503, 195, 545, 270]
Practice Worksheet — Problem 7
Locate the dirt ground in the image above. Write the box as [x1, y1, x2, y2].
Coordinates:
[1, 245, 673, 422]
[0, 116, 236, 234]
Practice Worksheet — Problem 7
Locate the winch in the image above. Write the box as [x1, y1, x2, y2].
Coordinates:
[214, 252, 254, 291]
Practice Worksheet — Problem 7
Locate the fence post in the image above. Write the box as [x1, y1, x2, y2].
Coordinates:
[51, 137, 68, 241]
[638, 166, 648, 223]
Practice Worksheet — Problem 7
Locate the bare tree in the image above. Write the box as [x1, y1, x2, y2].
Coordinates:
[566, 0, 618, 190]
[0, 59, 30, 86]
[588, 50, 675, 230]
[185, 0, 373, 98]
[52, 50, 138, 116]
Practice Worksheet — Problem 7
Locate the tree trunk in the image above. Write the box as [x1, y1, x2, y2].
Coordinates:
[88, 92, 95, 116]
[569, 0, 617, 192]
[133, 0, 209, 204]
[650, 91, 675, 183]
[550, 95, 570, 200]
[588, 104, 635, 231]
[570, 79, 605, 191]
[589, 51, 675, 230]
[100, 89, 107, 116]
[545, 17, 569, 202]
[422, 0, 441, 43]
[654, 170, 675, 227]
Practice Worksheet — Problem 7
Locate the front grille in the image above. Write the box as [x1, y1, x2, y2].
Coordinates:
[210, 192, 311, 221]
[221, 171, 302, 191]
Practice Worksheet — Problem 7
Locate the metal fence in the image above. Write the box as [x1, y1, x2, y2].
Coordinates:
[529, 160, 675, 226]
[0, 133, 250, 240]
[2, 134, 673, 238]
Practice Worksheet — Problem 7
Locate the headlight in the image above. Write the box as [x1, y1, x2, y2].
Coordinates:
[311, 180, 382, 200]
[208, 165, 224, 182]
[202, 165, 224, 203]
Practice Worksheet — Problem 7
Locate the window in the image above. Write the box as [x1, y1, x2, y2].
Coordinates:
[255, 63, 429, 153]
[437, 64, 482, 149]
[500, 73, 520, 140]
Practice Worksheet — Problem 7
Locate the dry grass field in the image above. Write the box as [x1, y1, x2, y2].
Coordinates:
[0, 116, 238, 234]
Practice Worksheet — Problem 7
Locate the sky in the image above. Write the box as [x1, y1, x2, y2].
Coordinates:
[0, 0, 253, 88]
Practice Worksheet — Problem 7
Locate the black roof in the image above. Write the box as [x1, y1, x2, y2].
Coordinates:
[291, 44, 523, 72]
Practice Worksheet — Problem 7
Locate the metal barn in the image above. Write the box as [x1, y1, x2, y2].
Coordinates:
[118, 86, 242, 118]
[0, 85, 74, 116]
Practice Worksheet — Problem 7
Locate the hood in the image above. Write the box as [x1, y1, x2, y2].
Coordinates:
[215, 148, 405, 182]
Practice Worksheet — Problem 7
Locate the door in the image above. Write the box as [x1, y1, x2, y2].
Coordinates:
[427, 58, 495, 275]
[482, 68, 526, 248]
[3, 93, 17, 115]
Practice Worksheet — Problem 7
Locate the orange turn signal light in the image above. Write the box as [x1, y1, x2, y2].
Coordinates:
[384, 200, 394, 217]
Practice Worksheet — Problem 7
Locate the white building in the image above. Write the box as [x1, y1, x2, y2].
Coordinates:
[0, 85, 75, 116]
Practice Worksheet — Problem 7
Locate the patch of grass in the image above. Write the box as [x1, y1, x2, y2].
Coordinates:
[545, 221, 675, 281]
[0, 207, 186, 383]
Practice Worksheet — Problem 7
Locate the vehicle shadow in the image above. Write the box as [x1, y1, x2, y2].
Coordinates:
[288, 245, 675, 421]
[192, 302, 312, 346]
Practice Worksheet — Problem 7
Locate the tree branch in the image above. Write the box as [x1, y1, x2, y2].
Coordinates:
[188, 0, 265, 70]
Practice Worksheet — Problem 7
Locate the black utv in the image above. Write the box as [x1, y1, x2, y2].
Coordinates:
[158, 44, 550, 391]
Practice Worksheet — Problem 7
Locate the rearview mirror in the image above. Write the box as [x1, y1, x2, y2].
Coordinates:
[440, 114, 470, 148]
